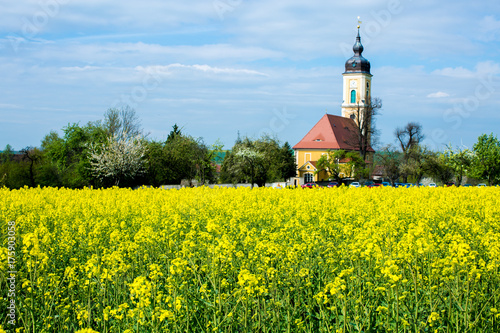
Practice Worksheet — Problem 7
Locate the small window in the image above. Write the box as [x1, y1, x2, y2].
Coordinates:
[350, 90, 356, 104]
[350, 114, 356, 120]
[305, 173, 314, 183]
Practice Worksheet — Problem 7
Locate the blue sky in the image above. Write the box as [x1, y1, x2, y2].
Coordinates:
[1, 0, 500, 151]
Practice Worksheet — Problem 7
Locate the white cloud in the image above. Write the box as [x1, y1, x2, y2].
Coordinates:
[432, 67, 475, 79]
[137, 64, 269, 77]
[1, 0, 500, 151]
[61, 65, 101, 72]
[432, 61, 500, 79]
[427, 91, 450, 98]
[0, 40, 284, 66]
[475, 61, 500, 76]
[0, 1, 218, 33]
[478, 16, 500, 42]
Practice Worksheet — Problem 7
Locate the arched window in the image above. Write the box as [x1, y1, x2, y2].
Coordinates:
[350, 90, 356, 104]
[304, 173, 314, 183]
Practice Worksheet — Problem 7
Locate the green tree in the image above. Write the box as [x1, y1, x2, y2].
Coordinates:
[0, 144, 14, 163]
[144, 140, 169, 187]
[425, 151, 454, 185]
[277, 142, 297, 181]
[395, 122, 424, 182]
[167, 124, 182, 142]
[469, 133, 500, 186]
[145, 125, 216, 186]
[200, 140, 225, 185]
[0, 144, 24, 188]
[375, 145, 402, 185]
[165, 134, 213, 186]
[399, 145, 438, 185]
[316, 149, 366, 182]
[443, 145, 474, 186]
[41, 123, 108, 188]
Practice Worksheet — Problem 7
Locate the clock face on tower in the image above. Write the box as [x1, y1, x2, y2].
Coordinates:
[350, 80, 357, 88]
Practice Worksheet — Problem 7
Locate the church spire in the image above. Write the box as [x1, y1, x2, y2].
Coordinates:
[344, 18, 371, 74]
[341, 17, 373, 120]
[353, 28, 364, 56]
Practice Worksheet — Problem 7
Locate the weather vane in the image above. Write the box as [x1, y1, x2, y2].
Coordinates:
[357, 16, 362, 29]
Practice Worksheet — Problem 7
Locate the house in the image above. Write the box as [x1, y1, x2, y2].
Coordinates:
[293, 27, 375, 185]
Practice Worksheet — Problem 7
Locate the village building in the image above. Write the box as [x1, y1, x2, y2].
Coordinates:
[293, 28, 375, 185]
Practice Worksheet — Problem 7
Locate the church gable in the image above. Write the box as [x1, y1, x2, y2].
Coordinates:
[298, 160, 318, 172]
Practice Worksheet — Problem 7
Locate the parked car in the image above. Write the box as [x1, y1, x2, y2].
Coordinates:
[364, 180, 374, 187]
[367, 183, 383, 188]
[327, 182, 339, 188]
[301, 183, 318, 188]
[381, 182, 391, 187]
[477, 183, 487, 187]
[445, 182, 456, 187]
[350, 182, 361, 188]
[462, 184, 471, 187]
[428, 183, 437, 187]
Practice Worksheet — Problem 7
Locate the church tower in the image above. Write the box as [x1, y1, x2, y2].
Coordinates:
[341, 27, 372, 122]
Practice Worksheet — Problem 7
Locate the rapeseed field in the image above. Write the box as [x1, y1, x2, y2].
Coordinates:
[1, 186, 499, 332]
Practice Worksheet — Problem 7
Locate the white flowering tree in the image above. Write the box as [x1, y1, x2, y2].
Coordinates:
[234, 147, 264, 189]
[89, 133, 146, 186]
[220, 136, 292, 188]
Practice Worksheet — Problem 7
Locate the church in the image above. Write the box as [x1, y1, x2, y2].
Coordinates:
[293, 28, 375, 185]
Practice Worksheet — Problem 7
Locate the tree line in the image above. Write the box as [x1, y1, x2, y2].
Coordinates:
[2, 105, 499, 189]
[316, 121, 500, 187]
[375, 122, 500, 186]
[0, 107, 297, 189]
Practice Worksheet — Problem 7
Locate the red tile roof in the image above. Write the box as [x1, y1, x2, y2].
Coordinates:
[293, 114, 373, 152]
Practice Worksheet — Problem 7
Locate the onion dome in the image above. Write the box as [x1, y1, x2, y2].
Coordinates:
[344, 29, 371, 74]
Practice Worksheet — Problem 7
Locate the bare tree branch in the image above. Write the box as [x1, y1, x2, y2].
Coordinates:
[345, 97, 382, 161]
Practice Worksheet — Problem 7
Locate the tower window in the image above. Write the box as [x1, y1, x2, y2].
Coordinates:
[350, 90, 356, 104]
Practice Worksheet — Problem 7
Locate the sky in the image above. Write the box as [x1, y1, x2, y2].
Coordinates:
[1, 0, 500, 152]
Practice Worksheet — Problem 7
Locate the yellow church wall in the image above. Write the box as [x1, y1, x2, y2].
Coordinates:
[295, 148, 367, 184]
[295, 149, 336, 183]
[295, 149, 328, 169]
